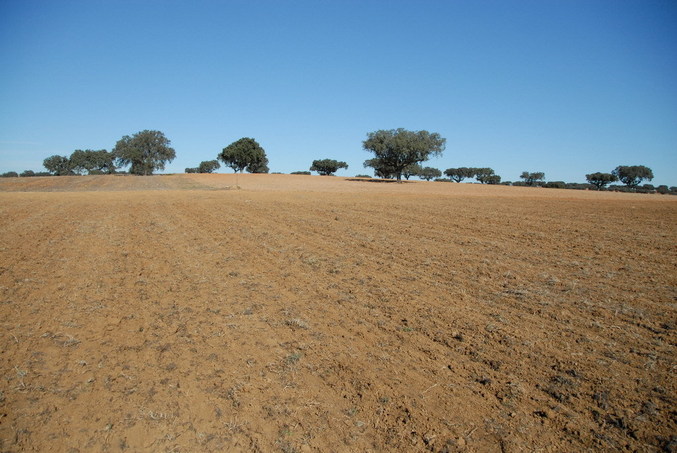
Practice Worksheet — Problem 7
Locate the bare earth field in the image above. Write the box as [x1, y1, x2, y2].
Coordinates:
[0, 174, 675, 452]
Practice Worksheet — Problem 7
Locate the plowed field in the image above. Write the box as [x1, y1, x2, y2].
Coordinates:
[1, 174, 675, 452]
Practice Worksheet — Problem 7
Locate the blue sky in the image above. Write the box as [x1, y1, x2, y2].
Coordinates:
[1, 0, 676, 184]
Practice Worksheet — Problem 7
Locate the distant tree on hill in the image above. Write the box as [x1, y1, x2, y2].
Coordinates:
[444, 167, 475, 182]
[418, 167, 442, 181]
[291, 171, 311, 175]
[43, 155, 74, 176]
[364, 158, 397, 179]
[198, 160, 220, 173]
[520, 171, 545, 186]
[474, 168, 498, 184]
[612, 165, 653, 187]
[402, 163, 423, 180]
[20, 170, 35, 177]
[310, 159, 348, 175]
[363, 128, 445, 181]
[585, 172, 617, 190]
[219, 138, 268, 173]
[70, 149, 116, 175]
[1, 171, 18, 177]
[113, 130, 175, 175]
[481, 174, 502, 184]
[185, 167, 198, 173]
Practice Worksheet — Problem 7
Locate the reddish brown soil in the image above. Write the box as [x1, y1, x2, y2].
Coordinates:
[1, 174, 675, 452]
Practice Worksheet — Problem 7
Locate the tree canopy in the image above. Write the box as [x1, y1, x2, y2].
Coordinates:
[418, 167, 442, 181]
[70, 149, 116, 175]
[198, 160, 220, 173]
[585, 172, 617, 190]
[520, 171, 545, 186]
[363, 128, 445, 181]
[364, 158, 397, 179]
[43, 155, 74, 176]
[310, 159, 348, 176]
[474, 168, 498, 184]
[402, 163, 423, 180]
[444, 167, 475, 183]
[218, 138, 268, 173]
[612, 165, 653, 187]
[113, 130, 175, 175]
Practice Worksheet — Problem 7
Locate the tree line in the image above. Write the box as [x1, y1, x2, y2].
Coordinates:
[1, 128, 673, 194]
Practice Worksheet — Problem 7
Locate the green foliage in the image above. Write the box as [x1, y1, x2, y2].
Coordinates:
[656, 185, 669, 194]
[291, 171, 311, 175]
[113, 130, 175, 175]
[482, 174, 502, 184]
[43, 155, 74, 175]
[474, 168, 498, 184]
[544, 181, 566, 189]
[1, 171, 18, 177]
[612, 165, 653, 187]
[444, 167, 475, 183]
[402, 163, 423, 180]
[585, 172, 617, 190]
[20, 170, 35, 177]
[418, 167, 442, 181]
[198, 160, 220, 173]
[364, 158, 397, 179]
[310, 159, 348, 175]
[363, 128, 445, 181]
[354, 174, 372, 178]
[185, 167, 198, 173]
[520, 171, 545, 186]
[218, 137, 268, 173]
[70, 149, 116, 175]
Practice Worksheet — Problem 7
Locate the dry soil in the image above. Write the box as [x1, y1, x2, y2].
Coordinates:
[0, 174, 675, 452]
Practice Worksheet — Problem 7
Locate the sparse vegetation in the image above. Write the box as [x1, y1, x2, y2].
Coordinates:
[113, 130, 176, 175]
[520, 171, 545, 186]
[612, 165, 654, 187]
[310, 159, 348, 175]
[218, 137, 269, 174]
[363, 128, 446, 181]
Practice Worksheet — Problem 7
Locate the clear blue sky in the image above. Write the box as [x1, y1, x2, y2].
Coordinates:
[1, 0, 676, 185]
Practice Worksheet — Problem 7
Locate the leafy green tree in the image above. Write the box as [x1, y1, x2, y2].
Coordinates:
[70, 149, 116, 175]
[444, 167, 475, 183]
[310, 159, 348, 175]
[474, 168, 498, 184]
[1, 171, 18, 177]
[185, 167, 198, 173]
[402, 163, 423, 180]
[481, 174, 502, 185]
[363, 128, 445, 181]
[20, 170, 35, 177]
[585, 172, 617, 190]
[247, 158, 269, 173]
[418, 167, 442, 181]
[43, 155, 74, 175]
[612, 165, 653, 187]
[113, 130, 175, 175]
[219, 137, 268, 173]
[198, 160, 221, 173]
[364, 158, 397, 179]
[520, 171, 545, 186]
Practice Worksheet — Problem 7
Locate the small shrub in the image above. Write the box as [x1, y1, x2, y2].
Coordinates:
[353, 174, 371, 178]
[565, 183, 595, 190]
[544, 181, 566, 189]
[291, 171, 311, 175]
[1, 171, 18, 178]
